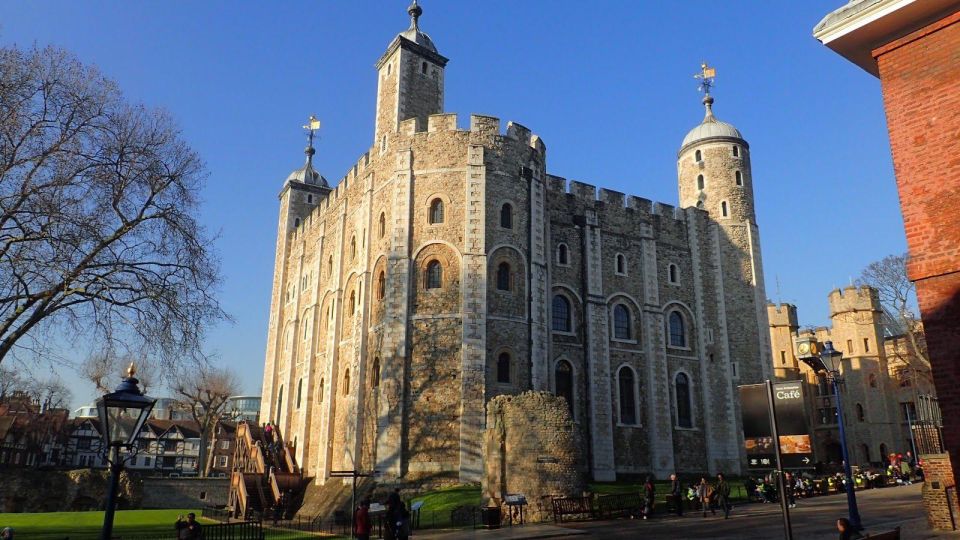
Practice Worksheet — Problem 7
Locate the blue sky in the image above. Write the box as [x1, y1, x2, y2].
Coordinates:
[0, 1, 905, 409]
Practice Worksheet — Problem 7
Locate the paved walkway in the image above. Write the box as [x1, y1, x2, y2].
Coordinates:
[415, 484, 959, 539]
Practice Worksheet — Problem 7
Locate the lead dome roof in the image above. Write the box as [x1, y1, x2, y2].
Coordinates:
[680, 95, 745, 152]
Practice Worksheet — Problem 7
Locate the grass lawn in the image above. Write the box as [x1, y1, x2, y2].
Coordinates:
[0, 509, 205, 540]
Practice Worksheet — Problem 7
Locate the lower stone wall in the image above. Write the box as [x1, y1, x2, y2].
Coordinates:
[482, 391, 586, 522]
[921, 453, 960, 531]
[141, 477, 230, 509]
[0, 468, 141, 513]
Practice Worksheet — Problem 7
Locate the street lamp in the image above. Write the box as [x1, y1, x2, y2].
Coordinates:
[798, 339, 862, 530]
[96, 363, 156, 540]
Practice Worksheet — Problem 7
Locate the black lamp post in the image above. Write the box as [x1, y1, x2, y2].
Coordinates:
[96, 363, 156, 540]
[800, 340, 862, 530]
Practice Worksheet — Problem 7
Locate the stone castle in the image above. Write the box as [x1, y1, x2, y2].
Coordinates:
[769, 286, 938, 465]
[258, 2, 773, 485]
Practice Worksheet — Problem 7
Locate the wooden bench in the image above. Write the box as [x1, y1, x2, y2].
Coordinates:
[865, 526, 901, 539]
[552, 496, 596, 523]
[596, 492, 642, 519]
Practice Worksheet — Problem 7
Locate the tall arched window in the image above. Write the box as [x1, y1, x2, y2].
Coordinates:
[675, 372, 692, 428]
[426, 261, 442, 289]
[377, 271, 386, 300]
[351, 236, 357, 260]
[328, 255, 333, 275]
[276, 385, 284, 420]
[500, 203, 513, 229]
[496, 262, 511, 291]
[615, 253, 626, 274]
[721, 201, 729, 217]
[343, 369, 351, 396]
[856, 403, 865, 422]
[735, 170, 743, 186]
[697, 174, 704, 190]
[618, 366, 637, 425]
[349, 290, 356, 315]
[429, 199, 444, 224]
[555, 360, 574, 416]
[868, 373, 877, 388]
[497, 353, 511, 383]
[318, 378, 324, 403]
[613, 304, 630, 339]
[732, 145, 740, 157]
[379, 212, 386, 238]
[552, 295, 571, 332]
[558, 244, 569, 265]
[296, 378, 303, 409]
[669, 264, 679, 284]
[695, 149, 702, 162]
[668, 311, 686, 347]
[372, 358, 381, 388]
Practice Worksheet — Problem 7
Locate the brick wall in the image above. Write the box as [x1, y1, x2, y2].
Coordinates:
[919, 454, 960, 531]
[874, 9, 960, 493]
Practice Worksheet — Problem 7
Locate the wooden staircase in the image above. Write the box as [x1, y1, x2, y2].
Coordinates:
[229, 421, 305, 520]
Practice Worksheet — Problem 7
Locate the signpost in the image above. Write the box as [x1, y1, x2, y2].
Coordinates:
[739, 380, 814, 540]
[329, 469, 380, 539]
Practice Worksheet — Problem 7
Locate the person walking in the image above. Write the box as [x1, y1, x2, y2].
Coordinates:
[669, 473, 684, 516]
[643, 475, 655, 519]
[715, 473, 732, 519]
[696, 477, 715, 517]
[384, 488, 402, 540]
[785, 472, 797, 508]
[395, 502, 411, 540]
[354, 499, 372, 540]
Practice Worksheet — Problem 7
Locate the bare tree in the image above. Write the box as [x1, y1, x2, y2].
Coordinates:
[26, 375, 72, 410]
[0, 363, 23, 399]
[171, 363, 240, 476]
[857, 253, 930, 384]
[0, 45, 227, 368]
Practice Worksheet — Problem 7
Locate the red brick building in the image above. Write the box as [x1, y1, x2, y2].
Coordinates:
[815, 0, 960, 529]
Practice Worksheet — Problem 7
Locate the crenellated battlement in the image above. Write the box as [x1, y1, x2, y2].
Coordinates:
[767, 303, 798, 327]
[828, 285, 881, 315]
[545, 175, 688, 223]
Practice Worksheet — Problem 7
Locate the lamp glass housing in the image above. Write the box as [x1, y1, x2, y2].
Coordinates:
[821, 341, 843, 374]
[96, 383, 155, 447]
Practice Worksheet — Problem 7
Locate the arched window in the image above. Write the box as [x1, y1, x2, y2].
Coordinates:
[552, 295, 571, 332]
[613, 304, 630, 339]
[349, 290, 356, 315]
[856, 403, 865, 422]
[558, 244, 569, 265]
[500, 203, 513, 229]
[496, 262, 511, 291]
[421, 61, 428, 75]
[425, 261, 442, 289]
[307, 194, 313, 204]
[868, 373, 877, 388]
[497, 353, 511, 383]
[669, 264, 679, 284]
[618, 366, 637, 425]
[735, 171, 743, 186]
[328, 255, 333, 275]
[695, 149, 702, 162]
[429, 199, 444, 224]
[276, 386, 284, 419]
[350, 236, 357, 260]
[379, 212, 386, 238]
[861, 444, 871, 464]
[296, 378, 303, 409]
[675, 372, 692, 428]
[668, 311, 686, 347]
[318, 378, 324, 403]
[343, 369, 351, 396]
[555, 360, 574, 416]
[372, 358, 381, 388]
[721, 201, 729, 217]
[732, 145, 740, 157]
[615, 253, 626, 274]
[697, 174, 704, 190]
[880, 443, 888, 461]
[377, 271, 386, 300]
[294, 218, 300, 227]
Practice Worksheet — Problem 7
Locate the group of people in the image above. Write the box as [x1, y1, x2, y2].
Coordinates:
[645, 472, 732, 520]
[353, 488, 412, 540]
[262, 422, 283, 454]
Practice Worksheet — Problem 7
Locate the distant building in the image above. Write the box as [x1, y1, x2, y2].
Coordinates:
[62, 418, 204, 476]
[0, 391, 70, 468]
[769, 286, 940, 466]
[227, 396, 261, 424]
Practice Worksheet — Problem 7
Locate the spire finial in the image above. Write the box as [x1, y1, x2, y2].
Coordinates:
[126, 362, 136, 378]
[694, 61, 717, 121]
[302, 115, 320, 164]
[408, 0, 422, 30]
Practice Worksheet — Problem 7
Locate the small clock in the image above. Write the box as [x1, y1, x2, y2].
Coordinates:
[797, 342, 811, 355]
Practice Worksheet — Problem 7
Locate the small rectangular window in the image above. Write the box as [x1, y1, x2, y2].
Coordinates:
[780, 351, 786, 365]
[863, 338, 870, 353]
[847, 339, 853, 354]
[732, 145, 740, 157]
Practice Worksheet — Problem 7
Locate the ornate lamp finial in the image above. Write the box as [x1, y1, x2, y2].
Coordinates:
[694, 61, 717, 120]
[126, 362, 136, 378]
[408, 0, 423, 30]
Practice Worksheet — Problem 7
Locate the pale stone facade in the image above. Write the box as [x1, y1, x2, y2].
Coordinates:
[768, 286, 937, 466]
[259, 4, 772, 485]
